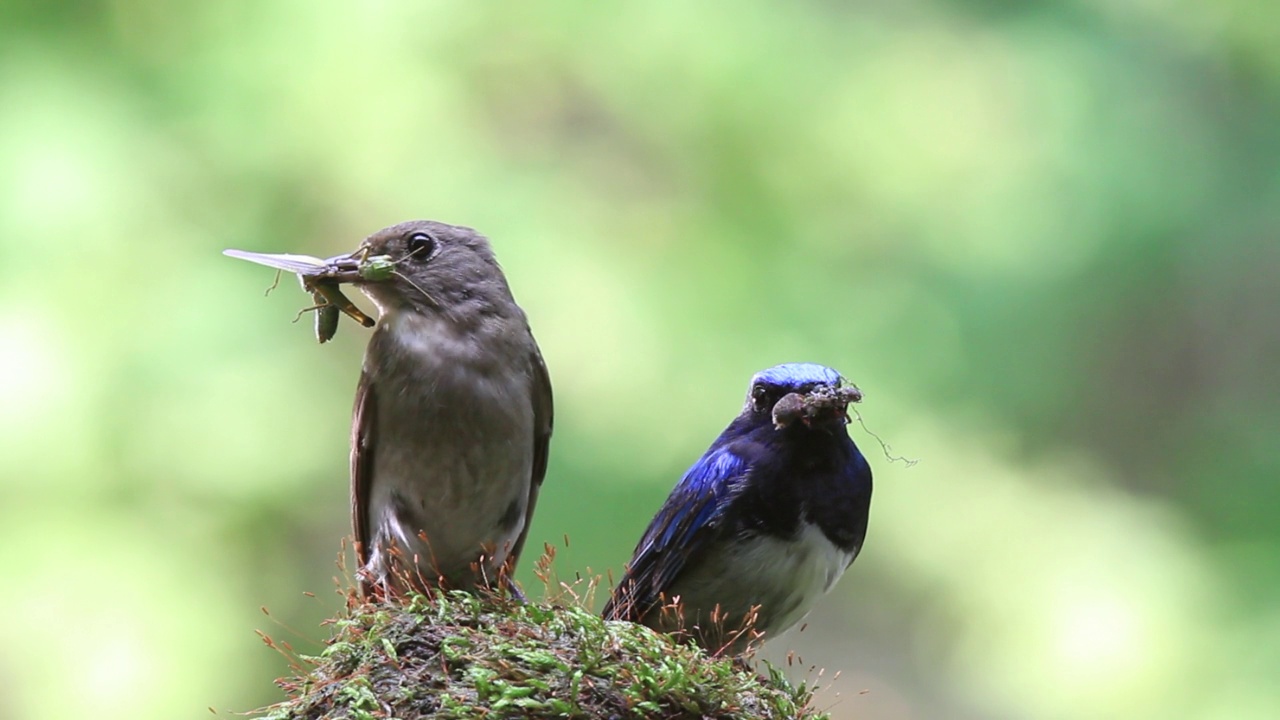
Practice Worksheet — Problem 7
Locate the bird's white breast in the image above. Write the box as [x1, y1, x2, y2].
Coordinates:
[672, 522, 857, 639]
[364, 309, 536, 582]
[739, 523, 856, 633]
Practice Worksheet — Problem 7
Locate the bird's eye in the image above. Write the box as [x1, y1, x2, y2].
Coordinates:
[406, 232, 437, 259]
[751, 385, 769, 402]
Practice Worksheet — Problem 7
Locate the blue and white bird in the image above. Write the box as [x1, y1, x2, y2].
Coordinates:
[603, 363, 872, 654]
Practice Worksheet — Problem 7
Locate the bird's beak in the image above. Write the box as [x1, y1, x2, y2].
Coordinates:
[771, 385, 862, 430]
[309, 253, 358, 281]
[314, 250, 397, 285]
[799, 399, 848, 428]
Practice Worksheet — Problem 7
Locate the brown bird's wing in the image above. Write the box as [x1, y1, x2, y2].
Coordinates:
[501, 340, 554, 589]
[350, 367, 378, 583]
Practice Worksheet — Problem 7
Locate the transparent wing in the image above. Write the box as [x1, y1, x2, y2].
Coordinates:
[223, 249, 330, 274]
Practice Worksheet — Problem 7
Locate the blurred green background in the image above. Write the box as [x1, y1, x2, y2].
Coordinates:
[2, 1, 1277, 719]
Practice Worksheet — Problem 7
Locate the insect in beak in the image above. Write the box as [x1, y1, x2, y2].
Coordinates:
[224, 248, 393, 342]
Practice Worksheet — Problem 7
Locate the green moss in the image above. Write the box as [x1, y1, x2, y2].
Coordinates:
[256, 591, 829, 720]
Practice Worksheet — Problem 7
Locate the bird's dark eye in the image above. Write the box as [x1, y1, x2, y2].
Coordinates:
[751, 385, 769, 403]
[406, 232, 437, 260]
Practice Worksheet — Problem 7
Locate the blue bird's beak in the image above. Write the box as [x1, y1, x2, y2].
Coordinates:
[771, 384, 862, 430]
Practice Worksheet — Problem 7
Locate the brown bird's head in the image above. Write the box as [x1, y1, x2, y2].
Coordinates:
[346, 220, 519, 320]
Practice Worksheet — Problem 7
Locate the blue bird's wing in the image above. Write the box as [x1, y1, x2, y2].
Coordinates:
[603, 445, 747, 621]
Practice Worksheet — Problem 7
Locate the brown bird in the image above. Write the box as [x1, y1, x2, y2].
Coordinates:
[339, 220, 553, 598]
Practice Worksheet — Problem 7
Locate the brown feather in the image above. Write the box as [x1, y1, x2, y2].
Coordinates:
[350, 368, 378, 594]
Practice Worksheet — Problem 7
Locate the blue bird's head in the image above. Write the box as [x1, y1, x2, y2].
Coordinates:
[744, 363, 863, 430]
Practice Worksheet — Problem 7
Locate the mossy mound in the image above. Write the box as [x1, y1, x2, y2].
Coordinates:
[256, 591, 828, 719]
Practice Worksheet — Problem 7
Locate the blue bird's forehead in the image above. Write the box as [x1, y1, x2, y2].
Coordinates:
[751, 363, 844, 390]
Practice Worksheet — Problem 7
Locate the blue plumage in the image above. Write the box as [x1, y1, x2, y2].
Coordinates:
[603, 363, 873, 654]
[750, 362, 843, 390]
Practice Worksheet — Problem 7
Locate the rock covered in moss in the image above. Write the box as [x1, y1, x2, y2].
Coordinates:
[256, 591, 828, 720]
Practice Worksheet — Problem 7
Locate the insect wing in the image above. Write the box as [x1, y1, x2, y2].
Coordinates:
[223, 249, 329, 275]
